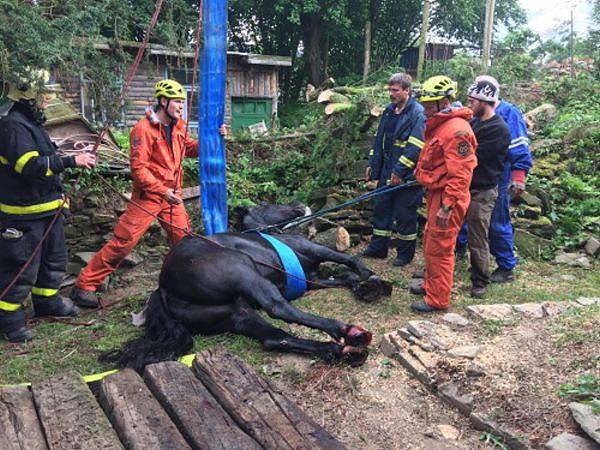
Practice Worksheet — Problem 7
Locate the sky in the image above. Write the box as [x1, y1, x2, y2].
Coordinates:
[519, 0, 593, 39]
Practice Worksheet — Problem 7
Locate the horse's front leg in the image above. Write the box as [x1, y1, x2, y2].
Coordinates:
[242, 273, 372, 347]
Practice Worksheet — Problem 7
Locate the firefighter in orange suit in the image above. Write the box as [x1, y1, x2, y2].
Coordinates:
[71, 79, 226, 308]
[411, 76, 478, 312]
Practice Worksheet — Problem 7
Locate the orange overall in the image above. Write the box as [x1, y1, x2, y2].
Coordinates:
[414, 108, 477, 309]
[76, 108, 198, 292]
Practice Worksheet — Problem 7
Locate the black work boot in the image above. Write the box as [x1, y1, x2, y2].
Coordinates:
[33, 297, 80, 317]
[0, 310, 35, 342]
[408, 278, 426, 296]
[70, 286, 100, 308]
[360, 246, 387, 259]
[471, 286, 486, 299]
[490, 268, 515, 283]
[6, 326, 36, 343]
[410, 300, 440, 313]
[392, 256, 411, 267]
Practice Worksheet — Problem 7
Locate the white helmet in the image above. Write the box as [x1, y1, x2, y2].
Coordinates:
[468, 75, 500, 103]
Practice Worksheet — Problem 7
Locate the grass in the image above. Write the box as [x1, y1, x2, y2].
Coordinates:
[551, 303, 600, 347]
[1, 247, 598, 387]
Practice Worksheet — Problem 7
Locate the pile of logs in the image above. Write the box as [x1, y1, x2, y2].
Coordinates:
[306, 82, 387, 132]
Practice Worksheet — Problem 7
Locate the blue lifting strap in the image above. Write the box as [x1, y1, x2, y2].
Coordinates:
[254, 232, 307, 301]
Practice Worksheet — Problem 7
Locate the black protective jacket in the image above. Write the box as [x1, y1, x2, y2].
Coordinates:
[0, 102, 76, 220]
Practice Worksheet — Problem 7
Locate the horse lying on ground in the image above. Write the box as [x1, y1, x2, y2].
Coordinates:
[104, 232, 392, 372]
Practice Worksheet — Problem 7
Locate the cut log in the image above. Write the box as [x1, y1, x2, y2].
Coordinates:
[317, 89, 351, 104]
[31, 372, 123, 450]
[312, 226, 351, 252]
[143, 361, 260, 450]
[98, 369, 190, 450]
[332, 86, 375, 95]
[359, 106, 384, 132]
[0, 386, 47, 450]
[324, 103, 355, 115]
[193, 348, 346, 450]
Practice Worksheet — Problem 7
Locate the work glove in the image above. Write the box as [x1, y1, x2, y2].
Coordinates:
[508, 169, 526, 198]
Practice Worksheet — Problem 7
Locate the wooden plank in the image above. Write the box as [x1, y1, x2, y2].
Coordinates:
[98, 369, 191, 450]
[0, 386, 48, 450]
[144, 362, 261, 450]
[31, 372, 123, 450]
[193, 348, 346, 450]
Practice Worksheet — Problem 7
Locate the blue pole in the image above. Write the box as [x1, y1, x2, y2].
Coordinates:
[198, 0, 228, 235]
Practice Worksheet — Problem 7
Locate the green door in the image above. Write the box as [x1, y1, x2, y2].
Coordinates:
[231, 98, 272, 132]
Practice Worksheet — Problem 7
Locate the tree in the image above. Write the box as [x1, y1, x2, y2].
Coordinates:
[0, 0, 200, 119]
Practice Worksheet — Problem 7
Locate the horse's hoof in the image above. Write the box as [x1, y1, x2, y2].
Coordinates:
[344, 325, 373, 347]
[342, 346, 369, 367]
[354, 278, 393, 302]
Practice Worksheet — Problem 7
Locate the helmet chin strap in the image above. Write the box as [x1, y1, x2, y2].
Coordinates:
[164, 99, 178, 123]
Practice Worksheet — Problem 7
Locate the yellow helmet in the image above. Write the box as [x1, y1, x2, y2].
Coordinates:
[7, 69, 59, 102]
[154, 79, 186, 100]
[418, 75, 458, 102]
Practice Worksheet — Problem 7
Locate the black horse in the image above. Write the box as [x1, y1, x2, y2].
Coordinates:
[104, 232, 392, 372]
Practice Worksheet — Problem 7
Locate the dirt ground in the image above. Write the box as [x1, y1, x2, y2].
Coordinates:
[2, 239, 598, 449]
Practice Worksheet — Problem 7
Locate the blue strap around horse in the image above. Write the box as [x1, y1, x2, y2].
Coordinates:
[252, 232, 307, 301]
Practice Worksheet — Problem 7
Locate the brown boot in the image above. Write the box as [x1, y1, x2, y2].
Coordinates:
[70, 287, 100, 308]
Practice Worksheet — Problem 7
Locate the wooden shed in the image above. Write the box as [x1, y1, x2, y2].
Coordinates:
[57, 42, 292, 133]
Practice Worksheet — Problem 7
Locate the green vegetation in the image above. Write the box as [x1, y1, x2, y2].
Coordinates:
[480, 432, 510, 450]
[558, 374, 600, 413]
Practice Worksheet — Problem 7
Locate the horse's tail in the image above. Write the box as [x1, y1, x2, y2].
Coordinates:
[100, 288, 193, 372]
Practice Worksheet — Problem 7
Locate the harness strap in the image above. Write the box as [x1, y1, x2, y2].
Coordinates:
[253, 232, 307, 301]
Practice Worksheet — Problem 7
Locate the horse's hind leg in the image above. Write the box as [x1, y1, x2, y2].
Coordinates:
[298, 240, 374, 280]
[302, 245, 392, 302]
[230, 301, 366, 365]
[306, 272, 361, 290]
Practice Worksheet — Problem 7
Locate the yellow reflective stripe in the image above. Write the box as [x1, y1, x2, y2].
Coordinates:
[45, 168, 54, 176]
[408, 136, 425, 149]
[369, 149, 374, 156]
[178, 353, 195, 367]
[0, 156, 8, 165]
[82, 370, 118, 383]
[394, 140, 407, 147]
[14, 151, 40, 174]
[396, 233, 417, 241]
[31, 287, 59, 297]
[0, 198, 64, 215]
[399, 155, 415, 168]
[373, 229, 392, 237]
[0, 300, 21, 311]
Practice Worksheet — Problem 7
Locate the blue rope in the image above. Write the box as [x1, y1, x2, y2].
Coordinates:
[244, 180, 419, 234]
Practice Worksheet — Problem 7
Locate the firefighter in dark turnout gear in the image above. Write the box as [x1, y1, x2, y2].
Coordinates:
[362, 73, 426, 266]
[0, 70, 96, 342]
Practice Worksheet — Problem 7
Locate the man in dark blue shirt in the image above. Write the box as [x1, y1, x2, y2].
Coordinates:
[363, 73, 426, 267]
